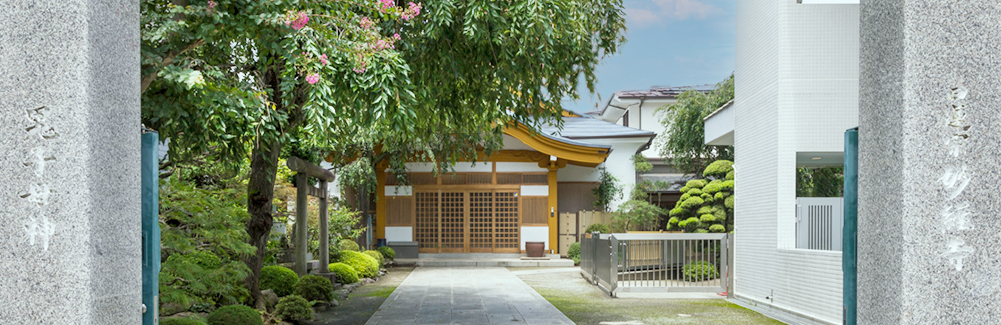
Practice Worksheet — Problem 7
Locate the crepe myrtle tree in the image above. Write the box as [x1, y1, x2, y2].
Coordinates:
[667, 160, 734, 233]
[142, 0, 627, 306]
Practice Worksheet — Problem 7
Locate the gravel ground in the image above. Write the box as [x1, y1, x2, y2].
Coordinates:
[512, 267, 784, 325]
[309, 266, 415, 325]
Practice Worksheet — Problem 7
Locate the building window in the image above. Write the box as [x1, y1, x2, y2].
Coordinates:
[794, 166, 844, 251]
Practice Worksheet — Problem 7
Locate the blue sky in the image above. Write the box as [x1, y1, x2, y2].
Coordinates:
[565, 0, 735, 114]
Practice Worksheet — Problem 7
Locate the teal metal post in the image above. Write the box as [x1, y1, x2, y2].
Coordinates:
[843, 127, 858, 325]
[142, 131, 161, 325]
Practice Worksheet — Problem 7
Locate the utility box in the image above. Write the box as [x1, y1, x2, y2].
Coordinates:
[388, 241, 419, 259]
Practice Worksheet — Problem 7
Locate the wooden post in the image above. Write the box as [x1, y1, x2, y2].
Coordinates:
[294, 173, 309, 276]
[319, 180, 330, 273]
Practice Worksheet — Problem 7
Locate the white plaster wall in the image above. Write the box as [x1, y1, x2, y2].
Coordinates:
[557, 164, 599, 182]
[384, 186, 412, 196]
[385, 227, 413, 242]
[637, 100, 672, 158]
[495, 162, 547, 173]
[575, 138, 645, 210]
[520, 185, 548, 196]
[520, 226, 549, 251]
[501, 135, 535, 151]
[733, 1, 855, 324]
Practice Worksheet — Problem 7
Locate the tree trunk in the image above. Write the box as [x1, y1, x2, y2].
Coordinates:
[244, 137, 283, 309]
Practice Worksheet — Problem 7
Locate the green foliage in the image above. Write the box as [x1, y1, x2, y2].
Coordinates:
[709, 224, 726, 233]
[685, 179, 707, 189]
[725, 196, 735, 209]
[294, 275, 333, 302]
[364, 250, 385, 266]
[702, 180, 723, 194]
[703, 160, 734, 179]
[726, 170, 735, 180]
[274, 295, 314, 324]
[376, 246, 396, 261]
[338, 239, 361, 252]
[679, 197, 704, 209]
[796, 167, 844, 197]
[161, 318, 208, 325]
[329, 262, 360, 284]
[592, 169, 622, 212]
[687, 188, 703, 196]
[683, 261, 719, 282]
[667, 160, 735, 233]
[259, 266, 298, 297]
[338, 251, 379, 278]
[159, 179, 255, 313]
[656, 76, 735, 174]
[613, 200, 666, 231]
[568, 242, 582, 264]
[584, 223, 611, 234]
[206, 305, 262, 325]
[633, 154, 653, 173]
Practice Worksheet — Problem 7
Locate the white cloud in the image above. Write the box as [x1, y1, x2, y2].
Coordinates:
[626, 0, 722, 28]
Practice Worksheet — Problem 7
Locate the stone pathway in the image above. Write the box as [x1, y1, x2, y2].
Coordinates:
[365, 267, 574, 325]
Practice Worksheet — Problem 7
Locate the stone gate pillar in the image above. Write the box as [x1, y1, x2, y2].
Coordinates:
[859, 1, 1001, 323]
[0, 0, 141, 323]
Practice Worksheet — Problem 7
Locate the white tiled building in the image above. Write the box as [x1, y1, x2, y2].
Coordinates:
[704, 0, 859, 324]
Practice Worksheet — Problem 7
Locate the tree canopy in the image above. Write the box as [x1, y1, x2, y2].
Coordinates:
[656, 75, 734, 175]
[141, 0, 628, 305]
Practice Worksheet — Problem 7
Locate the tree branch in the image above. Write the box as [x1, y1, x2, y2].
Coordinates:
[141, 39, 206, 94]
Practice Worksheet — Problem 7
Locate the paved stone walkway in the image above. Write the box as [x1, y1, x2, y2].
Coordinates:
[365, 267, 574, 325]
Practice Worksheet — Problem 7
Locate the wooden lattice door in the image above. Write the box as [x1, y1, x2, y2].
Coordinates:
[439, 192, 466, 252]
[469, 192, 494, 253]
[493, 191, 520, 253]
[415, 192, 439, 250]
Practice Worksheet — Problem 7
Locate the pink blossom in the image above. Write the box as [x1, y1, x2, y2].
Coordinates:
[373, 39, 394, 50]
[319, 54, 328, 65]
[379, 0, 394, 13]
[393, 33, 401, 40]
[207, 1, 217, 10]
[360, 16, 374, 29]
[286, 11, 309, 30]
[305, 73, 320, 84]
[402, 2, 422, 21]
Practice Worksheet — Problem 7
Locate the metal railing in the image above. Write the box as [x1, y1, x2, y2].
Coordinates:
[580, 232, 729, 296]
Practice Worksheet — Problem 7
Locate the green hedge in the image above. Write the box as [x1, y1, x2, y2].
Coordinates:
[338, 250, 378, 278]
[567, 242, 581, 264]
[329, 262, 359, 284]
[338, 239, 360, 252]
[294, 275, 333, 302]
[206, 305, 261, 325]
[364, 250, 384, 266]
[376, 246, 395, 261]
[161, 318, 207, 325]
[683, 261, 719, 282]
[275, 295, 313, 324]
[584, 223, 610, 234]
[259, 265, 298, 297]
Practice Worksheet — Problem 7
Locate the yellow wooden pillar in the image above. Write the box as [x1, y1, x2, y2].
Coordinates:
[547, 166, 559, 254]
[375, 170, 387, 240]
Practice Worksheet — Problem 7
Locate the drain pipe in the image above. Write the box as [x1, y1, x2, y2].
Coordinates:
[843, 127, 859, 325]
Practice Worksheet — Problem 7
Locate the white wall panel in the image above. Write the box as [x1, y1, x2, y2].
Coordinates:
[520, 226, 549, 251]
[384, 186, 412, 197]
[496, 162, 547, 172]
[520, 185, 549, 196]
[557, 164, 599, 182]
[385, 227, 413, 242]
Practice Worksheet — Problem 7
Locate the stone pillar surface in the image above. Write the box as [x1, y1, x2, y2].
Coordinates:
[859, 1, 1001, 323]
[0, 0, 141, 324]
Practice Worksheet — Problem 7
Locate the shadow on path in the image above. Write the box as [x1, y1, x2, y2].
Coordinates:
[308, 266, 415, 325]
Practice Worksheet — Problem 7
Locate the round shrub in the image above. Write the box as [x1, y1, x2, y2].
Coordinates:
[377, 246, 396, 261]
[726, 170, 734, 180]
[364, 250, 384, 266]
[567, 242, 581, 264]
[679, 197, 704, 209]
[669, 207, 686, 218]
[206, 305, 262, 325]
[679, 193, 691, 202]
[696, 206, 712, 215]
[683, 261, 719, 282]
[724, 196, 734, 209]
[701, 193, 715, 203]
[294, 275, 333, 302]
[714, 192, 726, 201]
[338, 239, 360, 252]
[694, 229, 709, 233]
[685, 179, 707, 189]
[687, 188, 703, 196]
[721, 180, 735, 191]
[161, 318, 207, 325]
[702, 180, 723, 194]
[678, 217, 700, 229]
[329, 262, 359, 284]
[338, 250, 379, 278]
[700, 214, 716, 223]
[260, 265, 298, 297]
[584, 223, 611, 234]
[709, 224, 726, 233]
[703, 160, 734, 179]
[274, 295, 313, 324]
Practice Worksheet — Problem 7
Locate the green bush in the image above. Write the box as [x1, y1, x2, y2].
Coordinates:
[724, 196, 734, 209]
[685, 179, 707, 189]
[683, 261, 719, 282]
[376, 246, 396, 261]
[364, 250, 385, 266]
[726, 170, 734, 180]
[294, 275, 333, 302]
[329, 262, 359, 284]
[338, 239, 360, 252]
[679, 197, 704, 209]
[687, 188, 702, 196]
[338, 250, 379, 278]
[567, 242, 581, 264]
[161, 318, 207, 325]
[206, 305, 262, 325]
[274, 295, 313, 324]
[703, 160, 734, 179]
[259, 265, 298, 297]
[584, 223, 610, 234]
[709, 224, 726, 233]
